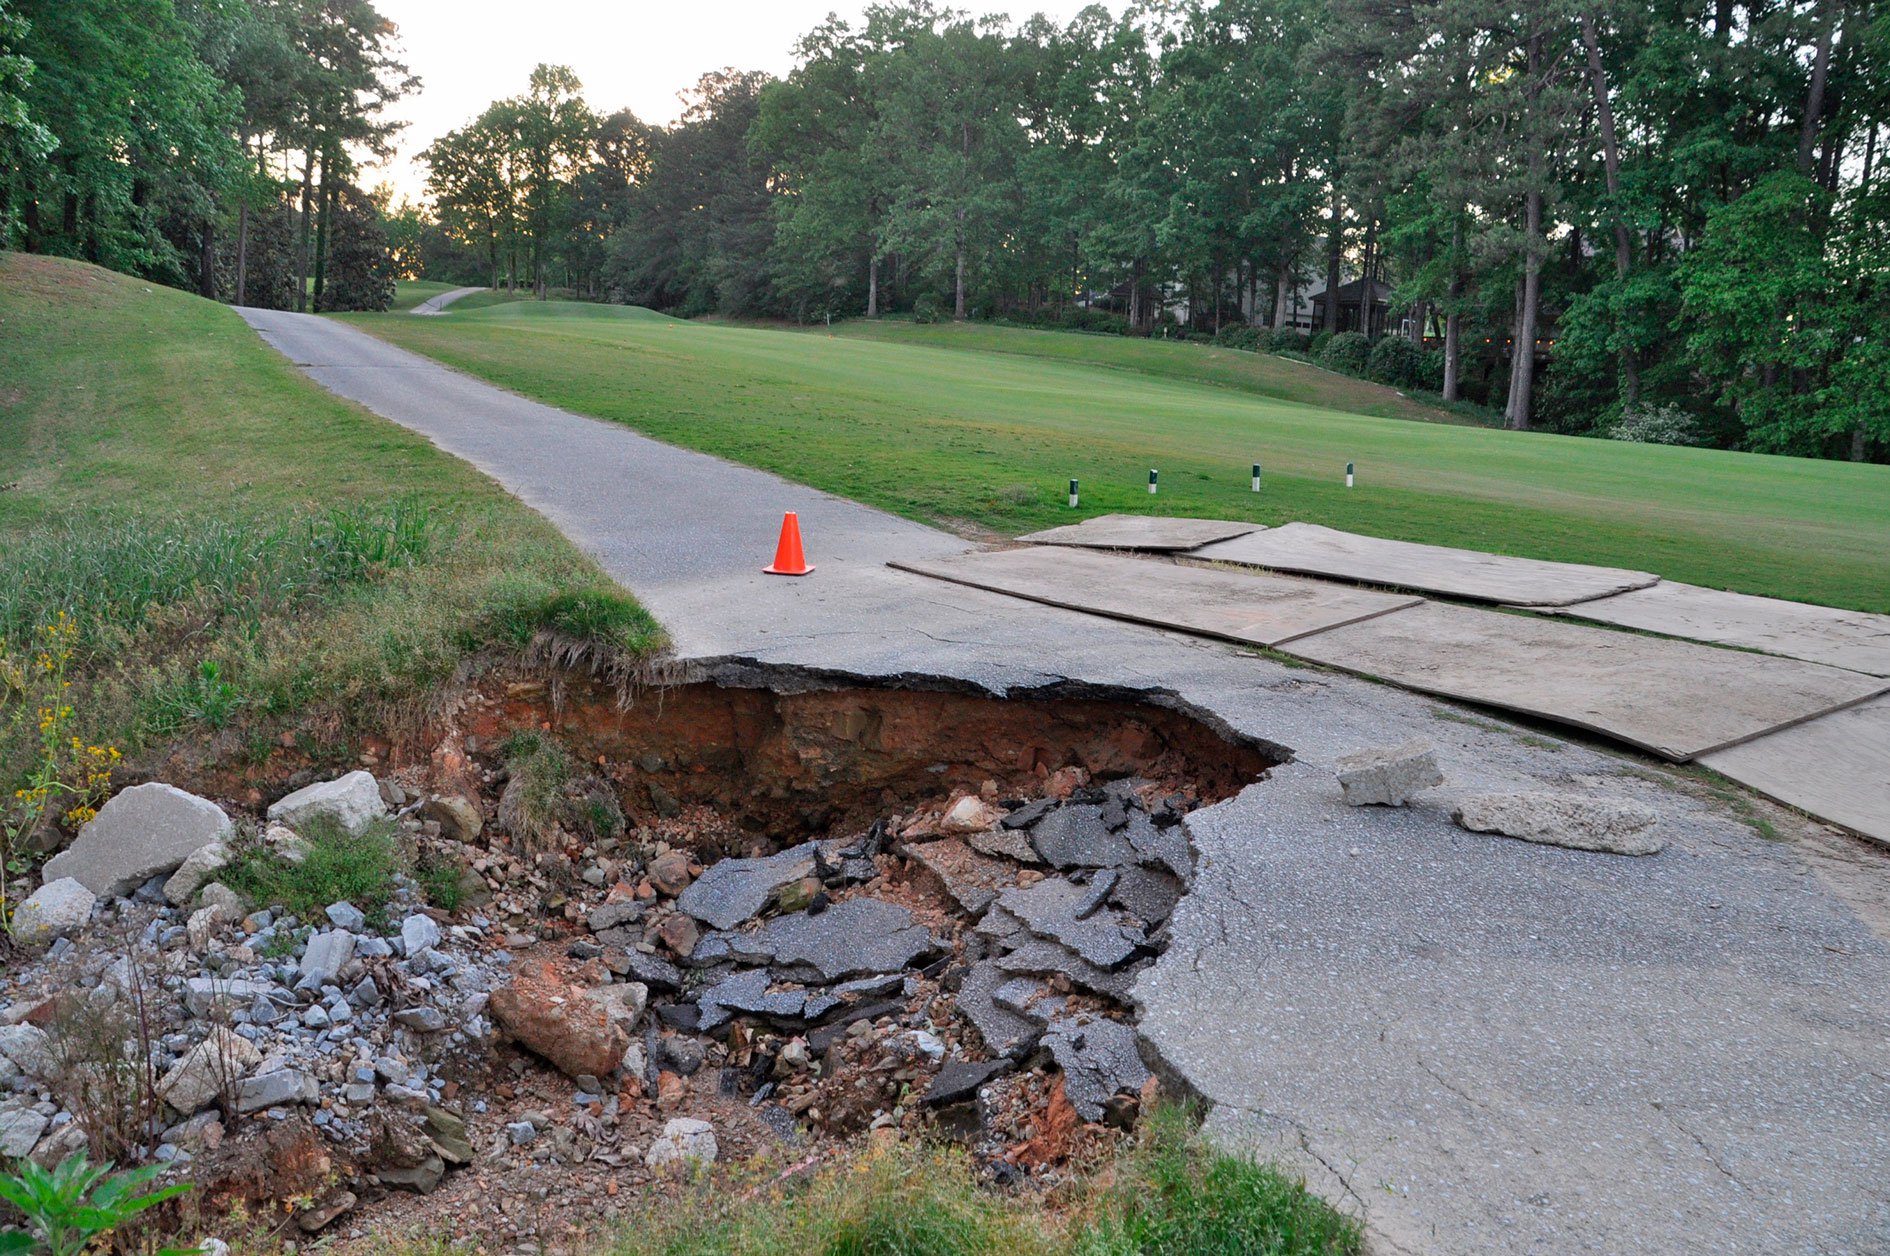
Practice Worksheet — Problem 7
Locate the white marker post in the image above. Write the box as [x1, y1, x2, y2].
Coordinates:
[1148, 468, 1159, 495]
[1345, 461, 1355, 489]
[1069, 478, 1080, 508]
[1251, 462, 1262, 492]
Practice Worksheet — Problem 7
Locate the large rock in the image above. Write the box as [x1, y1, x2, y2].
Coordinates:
[234, 1067, 318, 1112]
[1453, 791, 1664, 856]
[0, 1025, 52, 1078]
[488, 962, 629, 1081]
[298, 931, 356, 986]
[419, 794, 482, 841]
[1042, 1014, 1151, 1123]
[43, 783, 232, 897]
[266, 771, 386, 836]
[1336, 739, 1444, 807]
[644, 1117, 717, 1170]
[727, 899, 941, 982]
[11, 878, 95, 944]
[158, 1028, 261, 1115]
[0, 1108, 48, 1158]
[676, 842, 819, 930]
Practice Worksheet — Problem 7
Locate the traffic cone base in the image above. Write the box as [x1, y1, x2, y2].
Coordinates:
[763, 511, 815, 576]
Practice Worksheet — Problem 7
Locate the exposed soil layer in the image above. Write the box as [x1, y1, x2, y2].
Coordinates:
[451, 669, 1284, 851]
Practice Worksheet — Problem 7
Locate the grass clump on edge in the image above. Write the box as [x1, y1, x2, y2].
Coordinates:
[221, 815, 405, 928]
[610, 1105, 1360, 1256]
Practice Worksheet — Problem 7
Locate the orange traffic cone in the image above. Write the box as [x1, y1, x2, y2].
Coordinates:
[763, 511, 815, 576]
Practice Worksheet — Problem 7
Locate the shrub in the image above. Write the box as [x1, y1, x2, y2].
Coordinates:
[1264, 328, 1311, 353]
[1366, 335, 1425, 388]
[912, 294, 945, 324]
[1320, 331, 1372, 376]
[0, 1154, 193, 1256]
[222, 814, 405, 927]
[1308, 330, 1333, 357]
[1212, 326, 1261, 351]
[1609, 402, 1703, 446]
[1417, 349, 1446, 392]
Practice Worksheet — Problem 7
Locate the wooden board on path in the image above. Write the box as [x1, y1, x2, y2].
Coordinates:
[1192, 522, 1660, 606]
[891, 547, 1420, 648]
[1699, 696, 1890, 847]
[1019, 514, 1261, 552]
[1277, 601, 1889, 761]
[1540, 582, 1890, 677]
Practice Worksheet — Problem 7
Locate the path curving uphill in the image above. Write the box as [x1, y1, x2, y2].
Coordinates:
[237, 306, 1890, 1256]
[409, 285, 484, 316]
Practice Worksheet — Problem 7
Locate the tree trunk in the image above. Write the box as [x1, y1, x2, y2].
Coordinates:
[1505, 33, 1546, 431]
[234, 202, 250, 306]
[1323, 182, 1343, 333]
[311, 160, 333, 312]
[954, 233, 967, 321]
[296, 150, 315, 312]
[1852, 426, 1868, 462]
[1581, 11, 1641, 405]
[1798, 0, 1835, 177]
[867, 254, 879, 317]
[1444, 309, 1462, 402]
[1358, 214, 1377, 335]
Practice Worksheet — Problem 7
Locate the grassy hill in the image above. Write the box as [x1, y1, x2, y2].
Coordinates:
[353, 300, 1890, 613]
[0, 254, 660, 791]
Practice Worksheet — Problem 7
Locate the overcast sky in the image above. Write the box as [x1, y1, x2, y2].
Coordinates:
[370, 1, 1124, 201]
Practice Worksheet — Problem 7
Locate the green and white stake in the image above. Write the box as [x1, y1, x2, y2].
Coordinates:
[1251, 462, 1262, 492]
[1148, 468, 1159, 495]
[1345, 461, 1355, 489]
[1068, 478, 1080, 508]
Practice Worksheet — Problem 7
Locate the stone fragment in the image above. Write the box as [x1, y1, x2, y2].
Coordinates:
[908, 839, 1013, 916]
[648, 850, 695, 897]
[736, 899, 941, 982]
[588, 901, 643, 932]
[296, 1189, 357, 1233]
[940, 796, 1003, 834]
[298, 931, 356, 986]
[163, 841, 231, 907]
[198, 882, 244, 918]
[675, 842, 819, 930]
[924, 1059, 1013, 1107]
[44, 783, 233, 897]
[234, 1068, 318, 1112]
[0, 1025, 52, 1077]
[656, 914, 700, 958]
[614, 949, 682, 991]
[488, 963, 629, 1080]
[158, 1029, 261, 1115]
[696, 970, 806, 1031]
[998, 878, 1143, 969]
[423, 1107, 473, 1164]
[400, 913, 443, 957]
[1122, 813, 1192, 880]
[1453, 792, 1664, 856]
[393, 1007, 447, 1033]
[1000, 798, 1057, 830]
[420, 794, 483, 841]
[12, 878, 95, 944]
[0, 1108, 48, 1158]
[1042, 1014, 1152, 1123]
[267, 771, 386, 836]
[644, 1117, 717, 1169]
[1029, 805, 1138, 870]
[584, 981, 649, 1033]
[1336, 739, 1444, 807]
[966, 828, 1043, 864]
[324, 901, 366, 932]
[183, 978, 276, 1018]
[377, 1156, 444, 1193]
[992, 976, 1065, 1024]
[954, 961, 1045, 1059]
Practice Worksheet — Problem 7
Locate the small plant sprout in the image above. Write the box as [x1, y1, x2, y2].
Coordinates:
[0, 1153, 194, 1256]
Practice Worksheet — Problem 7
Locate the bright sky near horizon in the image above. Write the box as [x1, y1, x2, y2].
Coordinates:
[370, 1, 1124, 202]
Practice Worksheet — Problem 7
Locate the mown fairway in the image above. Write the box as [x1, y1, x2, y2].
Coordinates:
[353, 300, 1890, 612]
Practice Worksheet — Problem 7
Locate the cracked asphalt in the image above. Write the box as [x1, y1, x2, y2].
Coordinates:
[240, 307, 1890, 1256]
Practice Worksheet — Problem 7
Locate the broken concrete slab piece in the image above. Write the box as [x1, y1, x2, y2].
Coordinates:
[267, 771, 387, 836]
[1452, 792, 1663, 856]
[1042, 1014, 1152, 1122]
[1019, 513, 1261, 551]
[675, 842, 819, 930]
[998, 877, 1144, 969]
[991, 939, 1138, 1003]
[696, 969, 807, 1031]
[955, 961, 1047, 1059]
[163, 840, 231, 907]
[1029, 805, 1138, 869]
[1335, 739, 1444, 807]
[43, 782, 233, 897]
[924, 1058, 1014, 1107]
[737, 899, 942, 983]
[645, 1117, 717, 1169]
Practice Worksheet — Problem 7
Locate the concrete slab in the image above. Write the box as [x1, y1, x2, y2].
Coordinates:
[1700, 695, 1890, 847]
[1280, 601, 1889, 761]
[891, 547, 1420, 648]
[1193, 521, 1660, 606]
[1018, 513, 1260, 551]
[1543, 581, 1890, 676]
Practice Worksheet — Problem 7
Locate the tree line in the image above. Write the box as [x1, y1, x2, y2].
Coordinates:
[422, 0, 1888, 460]
[0, 0, 414, 312]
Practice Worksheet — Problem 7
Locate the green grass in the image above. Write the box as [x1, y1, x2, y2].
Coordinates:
[351, 300, 1890, 612]
[0, 254, 663, 796]
[222, 814, 406, 927]
[611, 1105, 1359, 1256]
